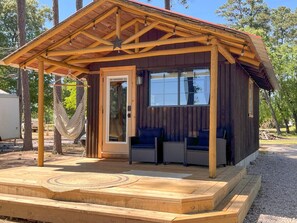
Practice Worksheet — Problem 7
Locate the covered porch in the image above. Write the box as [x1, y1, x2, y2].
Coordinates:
[1, 0, 278, 178]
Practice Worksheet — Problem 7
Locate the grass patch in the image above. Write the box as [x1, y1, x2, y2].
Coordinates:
[260, 134, 297, 145]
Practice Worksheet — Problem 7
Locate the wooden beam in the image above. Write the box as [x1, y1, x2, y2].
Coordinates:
[4, 0, 107, 65]
[114, 0, 246, 44]
[20, 7, 118, 70]
[46, 18, 138, 74]
[38, 56, 89, 73]
[226, 46, 255, 59]
[134, 22, 139, 53]
[48, 35, 207, 56]
[38, 60, 44, 167]
[122, 49, 134, 55]
[140, 32, 173, 53]
[217, 42, 236, 64]
[136, 19, 192, 38]
[81, 31, 113, 46]
[69, 45, 212, 64]
[237, 56, 260, 67]
[209, 43, 218, 178]
[116, 8, 121, 39]
[122, 21, 159, 44]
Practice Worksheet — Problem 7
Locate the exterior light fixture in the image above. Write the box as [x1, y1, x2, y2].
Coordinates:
[137, 73, 143, 85]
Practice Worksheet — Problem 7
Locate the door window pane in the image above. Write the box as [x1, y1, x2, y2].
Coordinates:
[108, 79, 127, 142]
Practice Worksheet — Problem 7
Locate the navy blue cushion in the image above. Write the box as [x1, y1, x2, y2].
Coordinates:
[138, 128, 163, 138]
[139, 137, 154, 144]
[187, 137, 198, 146]
[199, 130, 209, 139]
[131, 144, 155, 149]
[198, 137, 209, 146]
[199, 128, 225, 139]
[216, 128, 225, 138]
[187, 145, 209, 151]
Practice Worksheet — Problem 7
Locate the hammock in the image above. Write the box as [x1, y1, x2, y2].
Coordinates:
[53, 87, 86, 140]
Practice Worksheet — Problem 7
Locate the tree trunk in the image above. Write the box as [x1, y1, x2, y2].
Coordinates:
[76, 0, 83, 10]
[52, 0, 63, 154]
[17, 0, 33, 151]
[165, 0, 171, 10]
[293, 112, 297, 134]
[74, 0, 85, 144]
[263, 90, 281, 135]
[284, 119, 290, 134]
[275, 100, 289, 134]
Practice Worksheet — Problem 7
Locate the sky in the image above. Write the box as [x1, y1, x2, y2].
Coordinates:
[39, 0, 297, 28]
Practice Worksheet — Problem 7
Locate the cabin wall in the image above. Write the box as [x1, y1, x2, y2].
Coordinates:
[86, 29, 260, 163]
[88, 54, 233, 161]
[230, 64, 260, 164]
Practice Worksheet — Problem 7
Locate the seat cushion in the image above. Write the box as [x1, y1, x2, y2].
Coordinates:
[199, 128, 225, 139]
[138, 128, 163, 138]
[198, 137, 209, 147]
[216, 128, 225, 138]
[187, 145, 209, 151]
[131, 144, 155, 149]
[139, 137, 154, 144]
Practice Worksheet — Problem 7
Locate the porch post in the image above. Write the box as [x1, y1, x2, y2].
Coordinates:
[38, 59, 45, 167]
[209, 43, 218, 178]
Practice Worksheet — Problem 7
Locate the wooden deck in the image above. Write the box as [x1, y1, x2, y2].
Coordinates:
[0, 158, 260, 223]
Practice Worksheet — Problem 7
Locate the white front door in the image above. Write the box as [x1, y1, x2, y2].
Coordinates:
[100, 67, 136, 158]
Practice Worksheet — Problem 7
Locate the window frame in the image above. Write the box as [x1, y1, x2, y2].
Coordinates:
[149, 68, 210, 107]
[248, 78, 254, 118]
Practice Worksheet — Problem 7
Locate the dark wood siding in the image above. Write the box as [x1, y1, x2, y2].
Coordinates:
[230, 64, 260, 164]
[86, 75, 100, 158]
[86, 29, 260, 164]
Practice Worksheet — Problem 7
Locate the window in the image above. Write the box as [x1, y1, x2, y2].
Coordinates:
[150, 69, 210, 106]
[150, 72, 178, 106]
[180, 69, 210, 105]
[248, 78, 254, 117]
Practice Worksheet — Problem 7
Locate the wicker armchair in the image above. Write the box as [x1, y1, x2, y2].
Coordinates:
[129, 128, 163, 165]
[184, 128, 227, 166]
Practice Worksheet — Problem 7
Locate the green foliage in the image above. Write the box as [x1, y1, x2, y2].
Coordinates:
[63, 81, 77, 117]
[0, 0, 51, 57]
[216, 0, 271, 31]
[217, 1, 297, 131]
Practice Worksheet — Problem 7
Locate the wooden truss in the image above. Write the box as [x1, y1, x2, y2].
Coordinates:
[11, 1, 259, 77]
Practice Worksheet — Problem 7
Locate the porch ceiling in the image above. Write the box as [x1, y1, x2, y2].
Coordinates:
[0, 0, 278, 90]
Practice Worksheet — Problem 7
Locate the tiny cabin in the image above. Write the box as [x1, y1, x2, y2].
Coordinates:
[1, 0, 278, 174]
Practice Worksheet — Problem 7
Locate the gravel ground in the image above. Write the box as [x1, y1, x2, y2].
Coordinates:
[244, 144, 297, 223]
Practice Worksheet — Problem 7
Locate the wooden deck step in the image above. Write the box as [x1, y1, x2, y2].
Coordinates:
[217, 175, 261, 223]
[0, 167, 247, 214]
[173, 175, 261, 223]
[0, 175, 261, 223]
[0, 193, 178, 223]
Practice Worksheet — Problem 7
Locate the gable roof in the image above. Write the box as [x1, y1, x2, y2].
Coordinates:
[0, 0, 278, 90]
